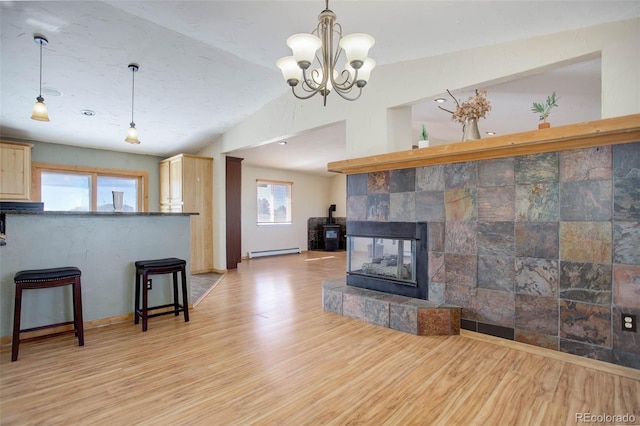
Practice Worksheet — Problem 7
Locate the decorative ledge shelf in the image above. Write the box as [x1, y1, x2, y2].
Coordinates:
[327, 114, 640, 175]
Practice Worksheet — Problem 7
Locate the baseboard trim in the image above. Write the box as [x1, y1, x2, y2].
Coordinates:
[0, 304, 195, 345]
[460, 329, 640, 380]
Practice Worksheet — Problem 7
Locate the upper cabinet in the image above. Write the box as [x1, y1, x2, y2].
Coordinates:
[0, 141, 33, 201]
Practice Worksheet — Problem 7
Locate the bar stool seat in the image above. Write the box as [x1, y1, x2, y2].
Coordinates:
[12, 266, 84, 361]
[134, 257, 189, 331]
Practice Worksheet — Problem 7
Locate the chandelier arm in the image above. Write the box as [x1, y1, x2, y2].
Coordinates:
[332, 68, 358, 92]
[320, 14, 332, 90]
[299, 68, 321, 94]
[333, 86, 363, 102]
[329, 21, 346, 90]
[291, 86, 322, 100]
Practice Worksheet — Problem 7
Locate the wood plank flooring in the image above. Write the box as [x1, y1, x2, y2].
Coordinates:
[1, 251, 639, 425]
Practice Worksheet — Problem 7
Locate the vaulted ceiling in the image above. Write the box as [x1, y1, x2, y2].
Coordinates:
[1, 1, 638, 176]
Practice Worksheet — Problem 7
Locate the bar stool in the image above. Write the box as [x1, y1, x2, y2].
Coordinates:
[134, 258, 189, 331]
[12, 267, 84, 362]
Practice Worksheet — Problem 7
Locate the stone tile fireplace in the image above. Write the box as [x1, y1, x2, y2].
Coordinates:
[346, 221, 428, 299]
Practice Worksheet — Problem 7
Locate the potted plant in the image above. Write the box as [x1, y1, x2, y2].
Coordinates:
[418, 124, 429, 148]
[531, 91, 558, 129]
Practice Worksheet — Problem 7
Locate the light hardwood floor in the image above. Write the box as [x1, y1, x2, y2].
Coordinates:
[1, 251, 639, 425]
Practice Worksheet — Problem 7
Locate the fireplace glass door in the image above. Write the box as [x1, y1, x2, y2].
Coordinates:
[347, 236, 417, 285]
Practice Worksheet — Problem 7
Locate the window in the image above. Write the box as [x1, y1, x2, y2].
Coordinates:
[257, 179, 292, 224]
[33, 163, 148, 212]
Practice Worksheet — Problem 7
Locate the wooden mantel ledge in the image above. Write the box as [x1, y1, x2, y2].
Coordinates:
[327, 114, 640, 175]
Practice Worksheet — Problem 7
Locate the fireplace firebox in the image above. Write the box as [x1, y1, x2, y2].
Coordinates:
[346, 221, 428, 299]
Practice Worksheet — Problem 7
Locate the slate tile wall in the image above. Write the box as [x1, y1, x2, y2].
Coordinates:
[346, 142, 640, 369]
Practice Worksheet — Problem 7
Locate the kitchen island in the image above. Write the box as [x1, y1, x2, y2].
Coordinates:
[0, 211, 193, 339]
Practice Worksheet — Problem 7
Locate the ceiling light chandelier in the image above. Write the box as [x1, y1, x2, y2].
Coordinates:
[124, 63, 140, 144]
[31, 35, 50, 122]
[276, 0, 376, 106]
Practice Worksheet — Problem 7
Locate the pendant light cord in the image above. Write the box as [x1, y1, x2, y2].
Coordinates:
[130, 68, 135, 125]
[38, 40, 43, 99]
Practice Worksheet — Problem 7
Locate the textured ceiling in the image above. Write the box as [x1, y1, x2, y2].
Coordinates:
[1, 1, 638, 176]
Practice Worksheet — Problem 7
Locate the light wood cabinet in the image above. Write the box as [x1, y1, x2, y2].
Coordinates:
[160, 154, 213, 274]
[0, 141, 33, 201]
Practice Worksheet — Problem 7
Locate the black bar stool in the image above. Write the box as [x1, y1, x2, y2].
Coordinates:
[12, 267, 84, 362]
[134, 258, 189, 331]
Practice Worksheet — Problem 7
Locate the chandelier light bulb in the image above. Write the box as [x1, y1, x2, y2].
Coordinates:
[286, 33, 322, 69]
[276, 56, 302, 86]
[346, 58, 376, 87]
[339, 33, 375, 69]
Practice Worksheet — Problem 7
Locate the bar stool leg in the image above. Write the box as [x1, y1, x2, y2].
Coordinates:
[172, 271, 180, 316]
[181, 267, 189, 323]
[134, 271, 141, 325]
[73, 277, 85, 346]
[142, 271, 149, 332]
[11, 284, 23, 362]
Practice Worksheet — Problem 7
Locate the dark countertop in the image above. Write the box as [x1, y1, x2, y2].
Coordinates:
[0, 210, 198, 216]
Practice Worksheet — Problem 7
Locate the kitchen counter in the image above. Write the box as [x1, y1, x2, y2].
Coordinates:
[0, 210, 196, 216]
[0, 212, 192, 338]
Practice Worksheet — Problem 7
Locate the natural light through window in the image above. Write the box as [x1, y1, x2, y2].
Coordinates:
[33, 163, 147, 212]
[41, 172, 91, 211]
[257, 179, 292, 225]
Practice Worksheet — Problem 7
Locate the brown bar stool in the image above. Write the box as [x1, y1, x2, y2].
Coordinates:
[134, 258, 189, 331]
[12, 267, 84, 362]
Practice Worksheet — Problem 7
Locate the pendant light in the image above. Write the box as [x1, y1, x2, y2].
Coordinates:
[31, 35, 50, 122]
[124, 63, 140, 144]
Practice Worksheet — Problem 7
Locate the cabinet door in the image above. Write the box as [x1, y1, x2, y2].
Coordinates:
[185, 156, 213, 273]
[159, 161, 170, 204]
[169, 157, 183, 203]
[0, 142, 32, 200]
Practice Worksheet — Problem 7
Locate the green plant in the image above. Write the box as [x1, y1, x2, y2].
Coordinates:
[531, 91, 558, 123]
[420, 124, 429, 141]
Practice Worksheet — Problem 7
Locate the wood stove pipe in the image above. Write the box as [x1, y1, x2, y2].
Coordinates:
[328, 204, 336, 224]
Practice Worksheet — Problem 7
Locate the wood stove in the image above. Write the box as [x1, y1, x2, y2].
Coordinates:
[346, 221, 428, 299]
[323, 225, 340, 251]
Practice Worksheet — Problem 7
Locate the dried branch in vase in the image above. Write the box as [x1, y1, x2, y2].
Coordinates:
[439, 89, 492, 123]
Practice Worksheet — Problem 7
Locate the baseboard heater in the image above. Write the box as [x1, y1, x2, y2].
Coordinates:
[248, 247, 301, 259]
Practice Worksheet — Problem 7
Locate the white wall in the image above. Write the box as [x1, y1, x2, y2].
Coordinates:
[203, 18, 640, 271]
[329, 174, 347, 218]
[241, 165, 336, 256]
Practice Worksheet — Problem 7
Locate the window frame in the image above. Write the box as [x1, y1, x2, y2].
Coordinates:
[256, 179, 293, 226]
[32, 162, 148, 212]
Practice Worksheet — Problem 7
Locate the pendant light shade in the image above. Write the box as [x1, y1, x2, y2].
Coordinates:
[125, 123, 139, 144]
[124, 63, 140, 144]
[31, 35, 50, 122]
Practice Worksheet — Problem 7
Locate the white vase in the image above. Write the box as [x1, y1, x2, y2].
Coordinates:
[112, 191, 124, 211]
[418, 139, 430, 148]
